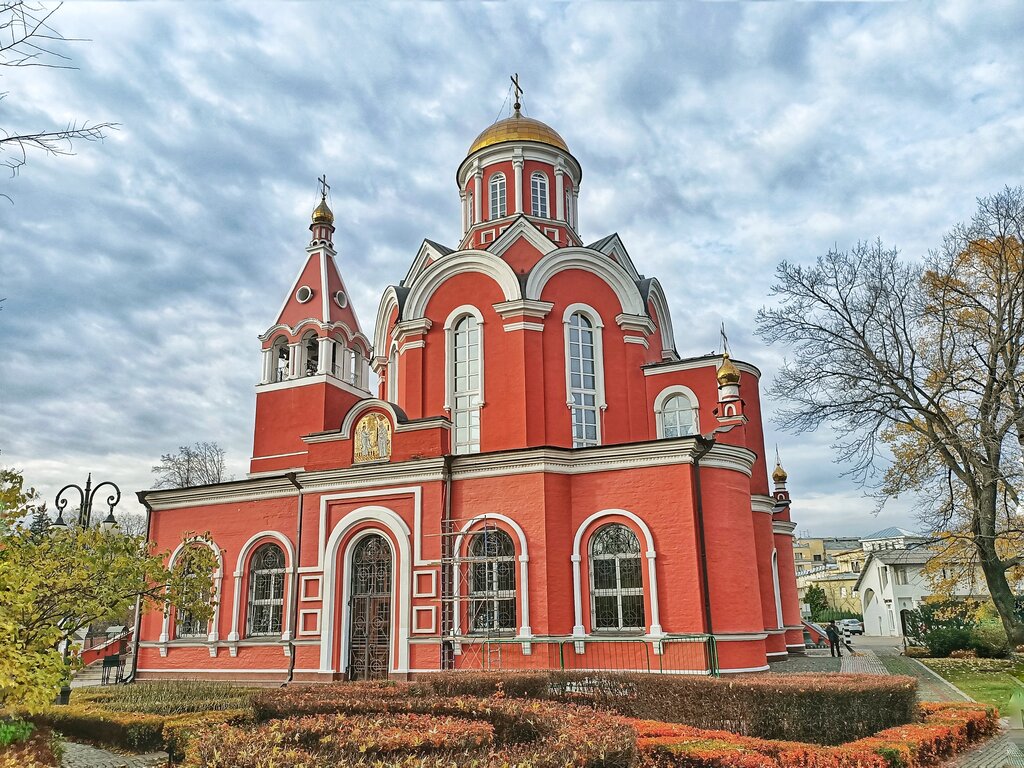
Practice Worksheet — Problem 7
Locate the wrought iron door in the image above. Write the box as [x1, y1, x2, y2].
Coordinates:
[347, 534, 392, 680]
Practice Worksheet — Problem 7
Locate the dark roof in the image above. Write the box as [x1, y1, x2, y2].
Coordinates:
[810, 571, 861, 582]
[586, 233, 617, 251]
[871, 549, 933, 566]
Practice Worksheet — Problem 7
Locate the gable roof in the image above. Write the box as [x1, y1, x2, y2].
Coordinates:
[862, 526, 925, 540]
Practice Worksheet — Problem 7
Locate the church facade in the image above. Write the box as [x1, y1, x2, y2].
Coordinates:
[135, 100, 803, 681]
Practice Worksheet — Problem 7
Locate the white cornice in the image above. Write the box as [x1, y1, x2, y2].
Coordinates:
[256, 373, 369, 398]
[503, 321, 546, 333]
[643, 356, 762, 380]
[752, 495, 776, 515]
[773, 520, 798, 536]
[303, 416, 451, 444]
[615, 313, 656, 335]
[492, 299, 555, 319]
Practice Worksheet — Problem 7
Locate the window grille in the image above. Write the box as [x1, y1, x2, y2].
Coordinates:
[468, 528, 516, 633]
[661, 394, 698, 437]
[246, 544, 285, 637]
[589, 524, 644, 631]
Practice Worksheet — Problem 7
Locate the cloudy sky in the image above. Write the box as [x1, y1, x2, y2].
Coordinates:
[2, 1, 1022, 537]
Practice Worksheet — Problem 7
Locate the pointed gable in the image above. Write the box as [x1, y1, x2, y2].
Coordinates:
[587, 233, 642, 281]
[322, 252, 365, 337]
[275, 251, 326, 328]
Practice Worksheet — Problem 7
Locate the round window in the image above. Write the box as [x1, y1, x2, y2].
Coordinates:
[295, 285, 313, 303]
[334, 290, 348, 309]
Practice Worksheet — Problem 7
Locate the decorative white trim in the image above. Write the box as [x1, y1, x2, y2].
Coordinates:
[644, 278, 677, 359]
[228, 531, 295, 643]
[320, 508, 412, 674]
[298, 609, 321, 636]
[443, 304, 485, 412]
[526, 248, 645, 315]
[452, 514, 532, 639]
[623, 335, 649, 348]
[589, 233, 641, 281]
[773, 520, 797, 536]
[571, 509, 661, 637]
[713, 632, 769, 641]
[653, 385, 700, 439]
[752, 495, 776, 515]
[404, 250, 521, 320]
[413, 569, 437, 598]
[338, 400, 400, 439]
[259, 318, 363, 346]
[615, 313, 656, 335]
[503, 321, 546, 333]
[644, 356, 761, 380]
[412, 606, 437, 634]
[492, 299, 554, 319]
[373, 286, 403, 361]
[720, 664, 771, 674]
[255, 373, 367, 398]
[300, 575, 322, 602]
[771, 551, 784, 630]
[318, 486, 426, 569]
[398, 340, 425, 353]
[251, 450, 308, 461]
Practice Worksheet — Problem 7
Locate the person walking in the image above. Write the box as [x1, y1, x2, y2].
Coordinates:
[825, 621, 843, 657]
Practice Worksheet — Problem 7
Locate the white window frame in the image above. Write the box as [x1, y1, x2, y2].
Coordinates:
[246, 543, 286, 638]
[467, 528, 517, 635]
[489, 172, 506, 220]
[531, 172, 548, 218]
[653, 385, 700, 438]
[444, 305, 484, 455]
[563, 304, 605, 448]
[588, 523, 645, 633]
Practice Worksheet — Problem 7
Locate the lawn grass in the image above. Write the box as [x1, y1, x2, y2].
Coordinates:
[920, 658, 1024, 714]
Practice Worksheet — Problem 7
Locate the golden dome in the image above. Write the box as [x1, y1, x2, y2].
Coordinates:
[716, 353, 741, 386]
[772, 462, 789, 484]
[468, 112, 569, 156]
[312, 194, 334, 226]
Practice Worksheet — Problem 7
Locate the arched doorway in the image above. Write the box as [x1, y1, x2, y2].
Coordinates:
[346, 533, 392, 680]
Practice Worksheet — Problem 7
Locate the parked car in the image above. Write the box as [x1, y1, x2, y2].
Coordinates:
[837, 618, 864, 635]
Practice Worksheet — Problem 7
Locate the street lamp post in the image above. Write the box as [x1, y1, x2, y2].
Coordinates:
[51, 473, 121, 704]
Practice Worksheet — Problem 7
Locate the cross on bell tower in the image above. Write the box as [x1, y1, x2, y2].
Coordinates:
[311, 174, 335, 246]
[511, 73, 523, 116]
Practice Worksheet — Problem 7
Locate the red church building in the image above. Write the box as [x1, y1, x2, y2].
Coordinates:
[135, 97, 803, 682]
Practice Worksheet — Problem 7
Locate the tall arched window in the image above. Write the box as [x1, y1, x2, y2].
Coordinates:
[661, 394, 698, 437]
[174, 556, 210, 639]
[590, 523, 644, 631]
[451, 315, 481, 454]
[272, 336, 290, 382]
[302, 332, 319, 376]
[531, 172, 548, 218]
[246, 543, 285, 637]
[568, 312, 599, 447]
[468, 190, 475, 224]
[565, 188, 573, 227]
[489, 173, 506, 219]
[468, 528, 516, 633]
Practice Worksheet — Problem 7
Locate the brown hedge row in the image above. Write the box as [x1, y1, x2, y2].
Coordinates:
[415, 671, 918, 745]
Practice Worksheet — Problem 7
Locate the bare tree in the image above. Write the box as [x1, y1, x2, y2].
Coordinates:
[756, 186, 1024, 643]
[152, 442, 230, 489]
[1, 1, 118, 196]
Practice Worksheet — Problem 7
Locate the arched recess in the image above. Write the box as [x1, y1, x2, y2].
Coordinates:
[373, 286, 404, 361]
[645, 278, 677, 359]
[570, 509, 662, 637]
[525, 248, 645, 316]
[339, 399, 406, 439]
[404, 251, 521, 320]
[653, 384, 701, 438]
[227, 531, 295, 642]
[319, 505, 412, 674]
[451, 513, 531, 639]
[770, 551, 784, 629]
[161, 538, 224, 644]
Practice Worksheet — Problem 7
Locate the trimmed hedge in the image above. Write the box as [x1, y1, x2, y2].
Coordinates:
[415, 672, 918, 745]
[192, 694, 635, 768]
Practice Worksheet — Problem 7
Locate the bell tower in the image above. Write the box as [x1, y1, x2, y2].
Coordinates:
[249, 179, 373, 475]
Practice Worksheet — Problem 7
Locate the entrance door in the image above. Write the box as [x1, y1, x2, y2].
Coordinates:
[347, 534, 392, 680]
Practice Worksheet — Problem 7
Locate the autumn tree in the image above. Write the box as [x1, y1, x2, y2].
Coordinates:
[805, 584, 830, 621]
[152, 441, 229, 488]
[757, 187, 1024, 644]
[0, 472, 219, 711]
[1, 1, 117, 196]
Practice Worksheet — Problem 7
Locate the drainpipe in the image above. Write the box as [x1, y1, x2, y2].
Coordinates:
[285, 472, 304, 684]
[440, 454, 454, 671]
[692, 436, 715, 636]
[128, 492, 154, 683]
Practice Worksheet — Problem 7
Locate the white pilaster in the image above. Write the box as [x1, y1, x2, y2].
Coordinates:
[513, 158, 524, 214]
[316, 336, 332, 375]
[555, 167, 565, 221]
[460, 190, 468, 237]
[287, 342, 301, 378]
[260, 348, 274, 384]
[473, 170, 482, 224]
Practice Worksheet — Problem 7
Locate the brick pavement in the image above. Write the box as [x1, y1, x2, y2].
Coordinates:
[60, 742, 167, 768]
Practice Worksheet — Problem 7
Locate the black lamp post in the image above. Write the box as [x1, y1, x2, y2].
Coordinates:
[51, 473, 121, 704]
[51, 473, 120, 530]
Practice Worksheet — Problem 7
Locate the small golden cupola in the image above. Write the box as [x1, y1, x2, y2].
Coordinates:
[772, 461, 789, 485]
[310, 177, 335, 246]
[716, 352, 741, 387]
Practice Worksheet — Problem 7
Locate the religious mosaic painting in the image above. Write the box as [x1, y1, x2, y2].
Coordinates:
[354, 412, 392, 463]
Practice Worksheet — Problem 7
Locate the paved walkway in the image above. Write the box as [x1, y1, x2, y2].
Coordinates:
[60, 742, 167, 768]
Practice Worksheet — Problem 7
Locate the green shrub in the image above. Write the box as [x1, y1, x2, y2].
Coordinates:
[924, 627, 974, 658]
[971, 621, 1011, 659]
[0, 719, 33, 748]
[0, 725, 60, 768]
[78, 680, 256, 715]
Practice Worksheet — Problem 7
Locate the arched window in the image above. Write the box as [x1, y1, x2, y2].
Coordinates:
[451, 315, 481, 454]
[589, 523, 644, 631]
[489, 173, 506, 219]
[568, 312, 599, 447]
[330, 339, 345, 378]
[387, 344, 398, 402]
[174, 555, 210, 639]
[565, 189, 573, 227]
[468, 528, 516, 633]
[350, 348, 363, 388]
[531, 172, 548, 218]
[468, 190, 475, 225]
[661, 394, 698, 437]
[246, 543, 285, 637]
[272, 336, 290, 382]
[303, 332, 319, 377]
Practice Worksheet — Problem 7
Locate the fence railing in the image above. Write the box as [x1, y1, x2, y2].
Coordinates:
[448, 634, 718, 676]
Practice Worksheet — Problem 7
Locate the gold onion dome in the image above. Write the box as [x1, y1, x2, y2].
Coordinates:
[716, 353, 741, 386]
[468, 111, 569, 156]
[312, 194, 334, 226]
[772, 462, 789, 484]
